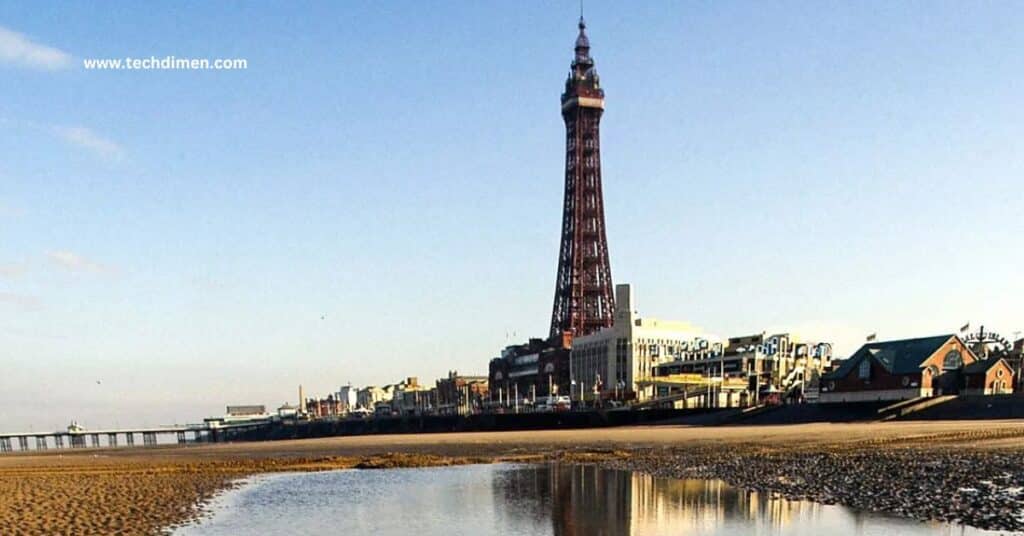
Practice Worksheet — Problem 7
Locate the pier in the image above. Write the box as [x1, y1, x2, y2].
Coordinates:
[0, 419, 272, 453]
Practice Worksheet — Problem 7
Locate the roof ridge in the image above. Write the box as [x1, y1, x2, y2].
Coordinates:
[865, 334, 954, 346]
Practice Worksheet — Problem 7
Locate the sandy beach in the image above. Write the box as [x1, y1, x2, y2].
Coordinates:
[2, 420, 1024, 535]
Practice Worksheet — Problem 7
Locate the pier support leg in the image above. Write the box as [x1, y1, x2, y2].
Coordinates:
[90, 434, 100, 448]
[108, 433, 118, 448]
[17, 437, 29, 451]
[176, 431, 186, 445]
[71, 435, 86, 448]
[0, 438, 11, 453]
[143, 432, 156, 446]
[125, 433, 135, 447]
[35, 436, 47, 450]
[54, 435, 64, 449]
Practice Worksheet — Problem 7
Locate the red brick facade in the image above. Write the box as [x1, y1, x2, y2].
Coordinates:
[819, 335, 1009, 402]
[918, 337, 977, 395]
[963, 359, 1014, 395]
[826, 336, 976, 395]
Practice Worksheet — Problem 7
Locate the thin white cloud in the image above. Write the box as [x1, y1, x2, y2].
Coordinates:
[52, 126, 125, 160]
[0, 25, 72, 70]
[46, 250, 111, 274]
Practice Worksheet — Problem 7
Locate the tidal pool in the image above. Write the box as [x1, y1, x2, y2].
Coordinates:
[175, 463, 1010, 535]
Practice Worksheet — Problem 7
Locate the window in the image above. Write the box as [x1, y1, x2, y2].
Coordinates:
[858, 359, 871, 380]
[942, 350, 963, 370]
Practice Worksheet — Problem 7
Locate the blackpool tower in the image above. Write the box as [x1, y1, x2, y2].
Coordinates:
[549, 17, 615, 340]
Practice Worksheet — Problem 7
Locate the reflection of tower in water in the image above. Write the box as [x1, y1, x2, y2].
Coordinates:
[553, 464, 631, 536]
[490, 464, 631, 536]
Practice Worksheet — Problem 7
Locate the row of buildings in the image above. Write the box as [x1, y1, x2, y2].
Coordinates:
[294, 281, 1021, 421]
[296, 293, 1021, 421]
[298, 371, 489, 419]
[487, 284, 1023, 410]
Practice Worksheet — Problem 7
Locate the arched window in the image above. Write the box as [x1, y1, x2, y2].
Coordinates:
[942, 350, 963, 370]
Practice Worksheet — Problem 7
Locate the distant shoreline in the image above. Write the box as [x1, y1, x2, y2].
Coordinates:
[1, 420, 1023, 535]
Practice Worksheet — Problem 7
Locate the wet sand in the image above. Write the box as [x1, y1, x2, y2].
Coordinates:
[2, 420, 1023, 535]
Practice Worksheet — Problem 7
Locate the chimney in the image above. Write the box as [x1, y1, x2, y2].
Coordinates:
[299, 385, 306, 414]
[615, 284, 634, 323]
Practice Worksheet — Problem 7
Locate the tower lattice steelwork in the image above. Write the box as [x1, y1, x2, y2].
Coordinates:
[550, 18, 614, 340]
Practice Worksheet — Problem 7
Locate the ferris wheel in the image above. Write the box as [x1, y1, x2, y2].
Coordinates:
[961, 325, 1015, 358]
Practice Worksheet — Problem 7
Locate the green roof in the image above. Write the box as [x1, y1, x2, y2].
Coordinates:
[823, 334, 954, 380]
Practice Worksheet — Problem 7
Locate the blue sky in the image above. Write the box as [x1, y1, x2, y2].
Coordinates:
[1, 1, 1021, 430]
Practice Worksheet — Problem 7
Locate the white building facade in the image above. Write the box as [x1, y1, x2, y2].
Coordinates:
[570, 284, 706, 402]
[336, 384, 358, 412]
[357, 386, 387, 410]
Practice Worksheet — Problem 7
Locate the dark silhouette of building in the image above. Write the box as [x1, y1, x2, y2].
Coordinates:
[488, 337, 569, 404]
[435, 371, 488, 415]
[550, 17, 615, 342]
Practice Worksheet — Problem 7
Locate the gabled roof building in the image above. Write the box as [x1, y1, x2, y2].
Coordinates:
[962, 358, 1014, 396]
[820, 334, 1014, 402]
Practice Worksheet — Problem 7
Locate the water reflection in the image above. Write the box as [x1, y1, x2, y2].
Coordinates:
[178, 463, 998, 535]
[493, 464, 992, 536]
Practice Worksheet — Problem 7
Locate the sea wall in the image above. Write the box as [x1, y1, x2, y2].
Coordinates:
[242, 407, 730, 441]
[231, 395, 1024, 442]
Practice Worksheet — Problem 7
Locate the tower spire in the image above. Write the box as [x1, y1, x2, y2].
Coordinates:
[570, 13, 596, 83]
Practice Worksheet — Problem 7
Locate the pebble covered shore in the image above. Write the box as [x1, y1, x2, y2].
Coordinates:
[601, 429, 1024, 533]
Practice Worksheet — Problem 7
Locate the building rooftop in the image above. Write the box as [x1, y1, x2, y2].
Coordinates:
[962, 357, 1006, 375]
[823, 334, 955, 379]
